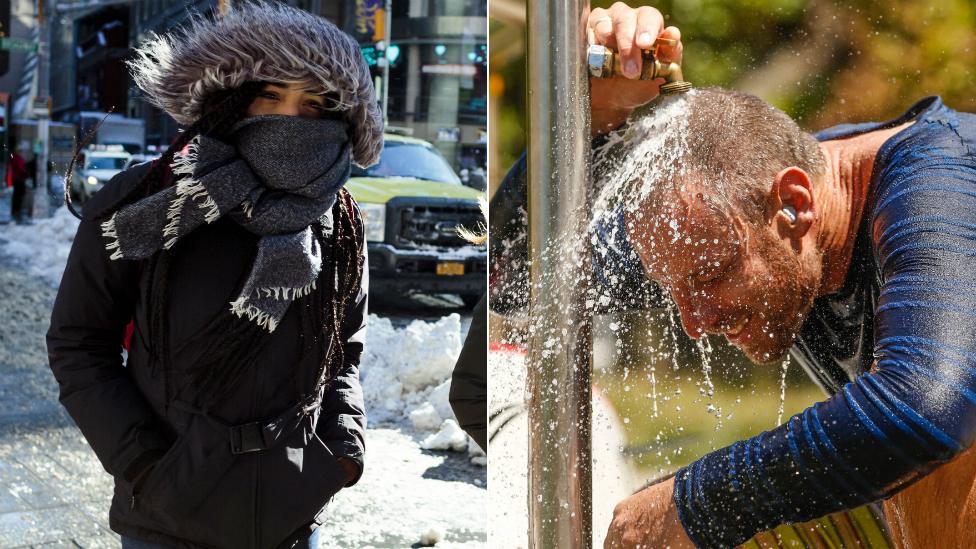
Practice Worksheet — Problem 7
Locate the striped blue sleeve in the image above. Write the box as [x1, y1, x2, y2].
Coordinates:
[673, 128, 976, 547]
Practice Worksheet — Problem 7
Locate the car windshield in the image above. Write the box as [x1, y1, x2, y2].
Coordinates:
[86, 157, 128, 170]
[351, 141, 461, 184]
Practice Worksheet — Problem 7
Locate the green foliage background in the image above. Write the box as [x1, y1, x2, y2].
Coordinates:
[490, 0, 976, 192]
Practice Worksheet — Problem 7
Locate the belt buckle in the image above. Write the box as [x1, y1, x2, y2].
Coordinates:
[230, 421, 266, 454]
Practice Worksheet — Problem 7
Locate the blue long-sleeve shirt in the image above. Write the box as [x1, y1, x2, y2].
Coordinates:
[675, 96, 976, 547]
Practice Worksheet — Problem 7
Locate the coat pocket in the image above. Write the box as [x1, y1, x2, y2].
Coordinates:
[132, 433, 190, 505]
[257, 427, 349, 546]
[135, 414, 238, 527]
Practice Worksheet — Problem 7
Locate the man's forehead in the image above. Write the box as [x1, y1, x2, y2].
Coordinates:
[626, 190, 741, 279]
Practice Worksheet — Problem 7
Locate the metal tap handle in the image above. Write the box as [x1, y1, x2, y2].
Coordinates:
[586, 39, 691, 94]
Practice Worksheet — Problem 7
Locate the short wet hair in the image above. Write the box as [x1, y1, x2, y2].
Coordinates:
[605, 87, 825, 225]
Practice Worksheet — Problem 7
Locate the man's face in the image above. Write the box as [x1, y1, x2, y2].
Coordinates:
[625, 187, 821, 363]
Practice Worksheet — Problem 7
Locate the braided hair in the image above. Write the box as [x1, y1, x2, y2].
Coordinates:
[310, 189, 365, 398]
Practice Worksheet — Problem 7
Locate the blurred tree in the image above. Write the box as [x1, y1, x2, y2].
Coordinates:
[490, 0, 976, 192]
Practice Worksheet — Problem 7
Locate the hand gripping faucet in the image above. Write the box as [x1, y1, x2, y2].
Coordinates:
[587, 38, 692, 94]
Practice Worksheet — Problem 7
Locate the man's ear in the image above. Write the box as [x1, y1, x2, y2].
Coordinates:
[769, 166, 814, 237]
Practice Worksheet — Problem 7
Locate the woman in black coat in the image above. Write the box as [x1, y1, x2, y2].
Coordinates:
[46, 4, 381, 548]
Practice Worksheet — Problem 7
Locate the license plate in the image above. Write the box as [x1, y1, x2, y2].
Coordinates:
[436, 262, 465, 276]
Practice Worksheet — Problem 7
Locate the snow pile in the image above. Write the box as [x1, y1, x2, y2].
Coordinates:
[0, 206, 80, 287]
[420, 419, 468, 452]
[362, 313, 480, 454]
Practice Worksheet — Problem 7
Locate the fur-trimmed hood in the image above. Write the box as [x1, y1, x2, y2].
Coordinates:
[127, 1, 382, 167]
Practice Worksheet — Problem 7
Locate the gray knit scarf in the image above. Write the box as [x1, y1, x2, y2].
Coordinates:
[101, 114, 352, 332]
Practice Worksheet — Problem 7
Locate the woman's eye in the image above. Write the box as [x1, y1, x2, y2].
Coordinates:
[260, 92, 278, 100]
[305, 101, 327, 111]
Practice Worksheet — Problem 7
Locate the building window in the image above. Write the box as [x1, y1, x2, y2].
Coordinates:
[427, 0, 486, 17]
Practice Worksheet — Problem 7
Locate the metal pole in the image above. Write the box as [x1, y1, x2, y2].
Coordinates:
[37, 0, 50, 218]
[526, 0, 592, 547]
[381, 0, 391, 123]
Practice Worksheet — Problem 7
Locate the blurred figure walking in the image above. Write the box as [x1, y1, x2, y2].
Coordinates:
[8, 145, 29, 223]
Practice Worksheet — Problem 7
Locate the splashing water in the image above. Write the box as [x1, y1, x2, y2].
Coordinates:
[644, 319, 662, 418]
[591, 92, 695, 217]
[695, 336, 723, 429]
[495, 90, 784, 543]
[776, 355, 791, 426]
[665, 299, 684, 373]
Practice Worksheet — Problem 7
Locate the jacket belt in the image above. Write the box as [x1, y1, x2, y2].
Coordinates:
[168, 387, 326, 456]
[228, 388, 325, 455]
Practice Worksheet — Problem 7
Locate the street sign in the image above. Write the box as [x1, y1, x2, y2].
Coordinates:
[0, 37, 38, 53]
[31, 96, 49, 118]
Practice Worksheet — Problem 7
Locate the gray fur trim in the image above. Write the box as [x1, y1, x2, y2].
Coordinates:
[127, 1, 383, 167]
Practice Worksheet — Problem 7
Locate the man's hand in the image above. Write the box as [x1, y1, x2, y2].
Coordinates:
[605, 477, 696, 549]
[588, 2, 683, 136]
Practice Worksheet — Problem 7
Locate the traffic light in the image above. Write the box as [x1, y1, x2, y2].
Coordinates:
[372, 8, 385, 42]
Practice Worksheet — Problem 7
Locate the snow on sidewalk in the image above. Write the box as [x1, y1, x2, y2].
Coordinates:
[319, 428, 485, 548]
[0, 207, 486, 547]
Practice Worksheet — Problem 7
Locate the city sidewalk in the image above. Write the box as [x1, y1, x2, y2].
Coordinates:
[0, 249, 120, 547]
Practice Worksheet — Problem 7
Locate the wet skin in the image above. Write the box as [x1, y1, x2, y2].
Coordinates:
[625, 188, 820, 364]
[625, 122, 915, 363]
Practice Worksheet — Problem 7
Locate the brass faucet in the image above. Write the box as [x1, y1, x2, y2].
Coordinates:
[587, 38, 692, 94]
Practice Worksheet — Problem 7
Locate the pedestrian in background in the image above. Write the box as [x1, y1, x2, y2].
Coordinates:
[8, 145, 28, 224]
[24, 152, 37, 220]
[47, 3, 381, 547]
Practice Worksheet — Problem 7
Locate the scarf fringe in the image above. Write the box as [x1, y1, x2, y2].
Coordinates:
[162, 190, 190, 249]
[100, 213, 124, 260]
[164, 137, 220, 248]
[257, 279, 318, 301]
[229, 296, 279, 333]
[170, 136, 200, 177]
[175, 178, 221, 223]
[163, 138, 203, 249]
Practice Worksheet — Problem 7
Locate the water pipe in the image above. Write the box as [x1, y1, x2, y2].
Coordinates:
[526, 0, 594, 547]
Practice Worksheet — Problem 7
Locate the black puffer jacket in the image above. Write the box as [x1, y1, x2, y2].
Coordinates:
[46, 162, 368, 548]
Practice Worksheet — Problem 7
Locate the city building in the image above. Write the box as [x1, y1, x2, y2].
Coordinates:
[45, 0, 486, 171]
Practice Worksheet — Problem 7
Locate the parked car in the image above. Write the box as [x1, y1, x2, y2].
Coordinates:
[122, 153, 161, 171]
[70, 145, 131, 202]
[347, 134, 487, 308]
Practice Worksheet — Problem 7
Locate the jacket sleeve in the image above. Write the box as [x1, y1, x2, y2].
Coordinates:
[46, 196, 172, 483]
[450, 294, 487, 451]
[488, 152, 529, 315]
[318, 211, 368, 487]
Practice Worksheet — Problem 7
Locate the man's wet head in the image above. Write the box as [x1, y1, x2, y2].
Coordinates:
[619, 89, 829, 363]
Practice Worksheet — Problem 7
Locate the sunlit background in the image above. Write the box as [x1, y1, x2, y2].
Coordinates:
[489, 0, 976, 478]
